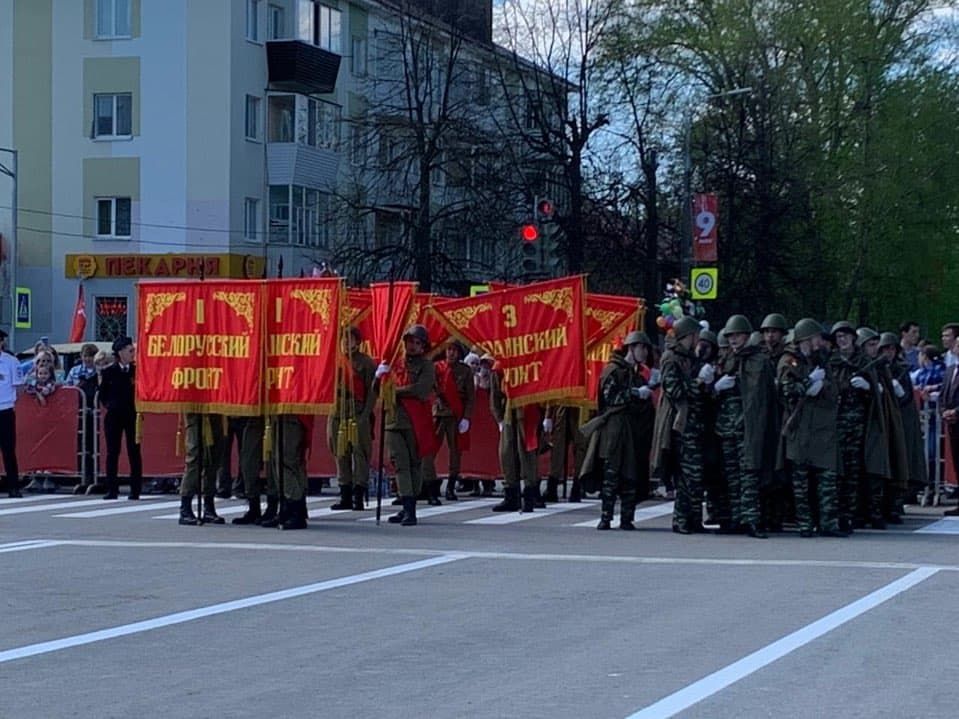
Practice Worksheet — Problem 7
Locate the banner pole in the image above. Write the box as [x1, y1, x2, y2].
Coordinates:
[375, 269, 396, 526]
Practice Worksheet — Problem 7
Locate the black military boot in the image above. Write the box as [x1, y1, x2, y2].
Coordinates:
[127, 478, 141, 501]
[352, 485, 366, 511]
[401, 496, 418, 526]
[533, 483, 546, 509]
[522, 485, 537, 513]
[481, 480, 494, 497]
[468, 480, 482, 497]
[598, 486, 615, 530]
[568, 479, 582, 503]
[259, 496, 282, 527]
[492, 486, 520, 512]
[7, 480, 22, 498]
[426, 480, 442, 506]
[103, 479, 119, 500]
[281, 498, 308, 530]
[232, 497, 262, 525]
[330, 483, 353, 510]
[202, 495, 225, 524]
[178, 496, 198, 526]
[445, 477, 459, 501]
[388, 497, 410, 524]
[544, 476, 560, 503]
[620, 503, 637, 531]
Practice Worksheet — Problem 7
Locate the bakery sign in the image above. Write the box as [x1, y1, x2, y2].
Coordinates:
[65, 253, 265, 280]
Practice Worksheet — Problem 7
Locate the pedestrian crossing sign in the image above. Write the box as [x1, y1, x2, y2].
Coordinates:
[690, 268, 718, 300]
[15, 287, 31, 329]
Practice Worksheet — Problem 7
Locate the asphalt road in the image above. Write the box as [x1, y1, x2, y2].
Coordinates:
[1, 490, 957, 719]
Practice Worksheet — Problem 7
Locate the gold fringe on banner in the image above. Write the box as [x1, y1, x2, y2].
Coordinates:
[382, 378, 397, 424]
[335, 419, 349, 457]
[135, 413, 143, 444]
[347, 417, 358, 447]
[263, 417, 273, 460]
[175, 414, 185, 457]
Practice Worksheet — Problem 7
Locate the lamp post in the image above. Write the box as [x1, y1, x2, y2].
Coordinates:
[680, 87, 752, 285]
[0, 148, 17, 349]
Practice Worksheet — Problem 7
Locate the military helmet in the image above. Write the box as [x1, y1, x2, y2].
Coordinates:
[856, 327, 879, 347]
[747, 331, 763, 347]
[623, 330, 652, 348]
[447, 340, 468, 358]
[724, 314, 753, 336]
[402, 324, 430, 348]
[792, 318, 822, 344]
[878, 332, 899, 350]
[699, 330, 718, 346]
[761, 313, 788, 331]
[831, 320, 856, 338]
[672, 316, 701, 341]
[717, 329, 729, 349]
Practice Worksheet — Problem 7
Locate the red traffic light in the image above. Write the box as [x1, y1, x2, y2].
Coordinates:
[520, 224, 539, 242]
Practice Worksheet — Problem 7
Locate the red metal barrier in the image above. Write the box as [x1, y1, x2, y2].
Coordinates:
[13, 387, 85, 474]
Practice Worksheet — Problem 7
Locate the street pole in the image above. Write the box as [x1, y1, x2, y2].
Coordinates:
[0, 148, 16, 350]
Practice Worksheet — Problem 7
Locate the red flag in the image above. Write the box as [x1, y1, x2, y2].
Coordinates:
[69, 284, 86, 342]
[370, 282, 417, 363]
[692, 193, 719, 262]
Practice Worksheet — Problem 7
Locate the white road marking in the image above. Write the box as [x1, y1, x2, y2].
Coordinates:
[466, 502, 592, 524]
[0, 554, 466, 665]
[151, 496, 331, 520]
[358, 499, 500, 522]
[0, 539, 62, 554]
[571, 502, 674, 527]
[625, 567, 940, 719]
[0, 496, 61, 506]
[0, 497, 162, 517]
[56, 501, 184, 518]
[913, 517, 959, 534]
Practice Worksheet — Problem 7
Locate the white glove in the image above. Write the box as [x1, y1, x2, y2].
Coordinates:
[850, 376, 870, 391]
[497, 421, 504, 433]
[542, 418, 553, 433]
[697, 364, 715, 384]
[714, 374, 737, 392]
[457, 418, 470, 434]
[375, 363, 390, 379]
[930, 391, 941, 402]
[648, 368, 662, 388]
[631, 386, 653, 400]
[892, 379, 906, 398]
[878, 384, 884, 395]
[809, 367, 826, 384]
[805, 379, 823, 397]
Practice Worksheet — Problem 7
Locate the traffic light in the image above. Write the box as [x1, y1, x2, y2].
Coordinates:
[535, 197, 555, 222]
[520, 222, 539, 242]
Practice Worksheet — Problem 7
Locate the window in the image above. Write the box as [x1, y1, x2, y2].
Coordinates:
[94, 93, 132, 138]
[245, 95, 261, 140]
[95, 296, 128, 342]
[268, 4, 285, 39]
[305, 99, 340, 149]
[269, 185, 291, 243]
[246, 0, 260, 42]
[268, 95, 295, 142]
[269, 185, 329, 247]
[296, 1, 340, 53]
[96, 197, 131, 238]
[525, 100, 540, 130]
[96, 0, 131, 39]
[350, 36, 367, 76]
[244, 198, 260, 241]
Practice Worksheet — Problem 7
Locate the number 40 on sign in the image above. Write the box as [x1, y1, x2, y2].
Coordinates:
[691, 268, 718, 300]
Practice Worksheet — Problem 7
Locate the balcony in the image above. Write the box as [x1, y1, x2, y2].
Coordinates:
[266, 40, 340, 95]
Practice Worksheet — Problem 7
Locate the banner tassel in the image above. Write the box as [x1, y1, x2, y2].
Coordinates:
[135, 412, 143, 444]
[175, 414, 185, 458]
[263, 417, 273, 460]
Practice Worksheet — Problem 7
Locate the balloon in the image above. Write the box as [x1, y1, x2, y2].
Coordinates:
[671, 306, 684, 319]
[666, 315, 675, 328]
[656, 316, 667, 329]
[660, 302, 671, 315]
[669, 298, 681, 309]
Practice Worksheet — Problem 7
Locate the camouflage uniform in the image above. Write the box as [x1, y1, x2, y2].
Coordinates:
[661, 345, 706, 531]
[829, 347, 868, 529]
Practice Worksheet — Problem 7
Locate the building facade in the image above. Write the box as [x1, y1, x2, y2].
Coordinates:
[0, 0, 565, 350]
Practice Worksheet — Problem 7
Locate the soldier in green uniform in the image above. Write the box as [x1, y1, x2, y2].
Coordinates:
[586, 331, 656, 530]
[544, 404, 587, 503]
[761, 314, 789, 365]
[490, 362, 541, 513]
[381, 325, 436, 527]
[657, 317, 711, 534]
[271, 414, 310, 530]
[761, 313, 790, 532]
[715, 315, 779, 538]
[178, 413, 226, 526]
[777, 318, 845, 537]
[329, 326, 376, 511]
[422, 341, 475, 503]
[697, 331, 725, 528]
[231, 415, 266, 525]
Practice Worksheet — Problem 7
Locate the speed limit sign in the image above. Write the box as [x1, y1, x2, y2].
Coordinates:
[691, 268, 718, 300]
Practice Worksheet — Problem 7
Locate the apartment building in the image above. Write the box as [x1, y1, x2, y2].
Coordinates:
[0, 0, 565, 349]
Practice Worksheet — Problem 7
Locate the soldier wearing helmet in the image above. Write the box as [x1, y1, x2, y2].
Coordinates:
[777, 318, 844, 537]
[761, 313, 789, 365]
[376, 324, 437, 527]
[713, 315, 779, 538]
[422, 340, 475, 503]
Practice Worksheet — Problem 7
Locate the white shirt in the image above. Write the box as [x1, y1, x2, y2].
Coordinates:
[0, 352, 24, 410]
[947, 351, 958, 369]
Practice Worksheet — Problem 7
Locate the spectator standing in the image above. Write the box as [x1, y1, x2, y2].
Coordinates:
[0, 329, 24, 497]
[98, 337, 142, 500]
[939, 339, 959, 516]
[900, 321, 921, 372]
[942, 323, 959, 369]
[66, 343, 99, 493]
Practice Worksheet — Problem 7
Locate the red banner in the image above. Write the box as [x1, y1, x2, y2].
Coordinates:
[137, 280, 263, 415]
[370, 282, 417, 363]
[584, 293, 643, 403]
[692, 193, 718, 263]
[265, 278, 343, 413]
[429, 276, 587, 407]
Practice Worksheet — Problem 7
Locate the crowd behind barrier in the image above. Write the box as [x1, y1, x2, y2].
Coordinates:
[7, 382, 955, 497]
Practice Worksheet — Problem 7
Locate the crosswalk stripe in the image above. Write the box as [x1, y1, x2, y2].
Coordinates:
[56, 501, 185, 518]
[913, 517, 959, 534]
[0, 497, 162, 517]
[358, 499, 500, 522]
[571, 502, 674, 527]
[466, 502, 592, 525]
[0, 495, 61, 506]
[151, 496, 331, 520]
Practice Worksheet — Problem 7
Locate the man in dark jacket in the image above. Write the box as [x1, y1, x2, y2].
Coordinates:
[98, 336, 142, 500]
